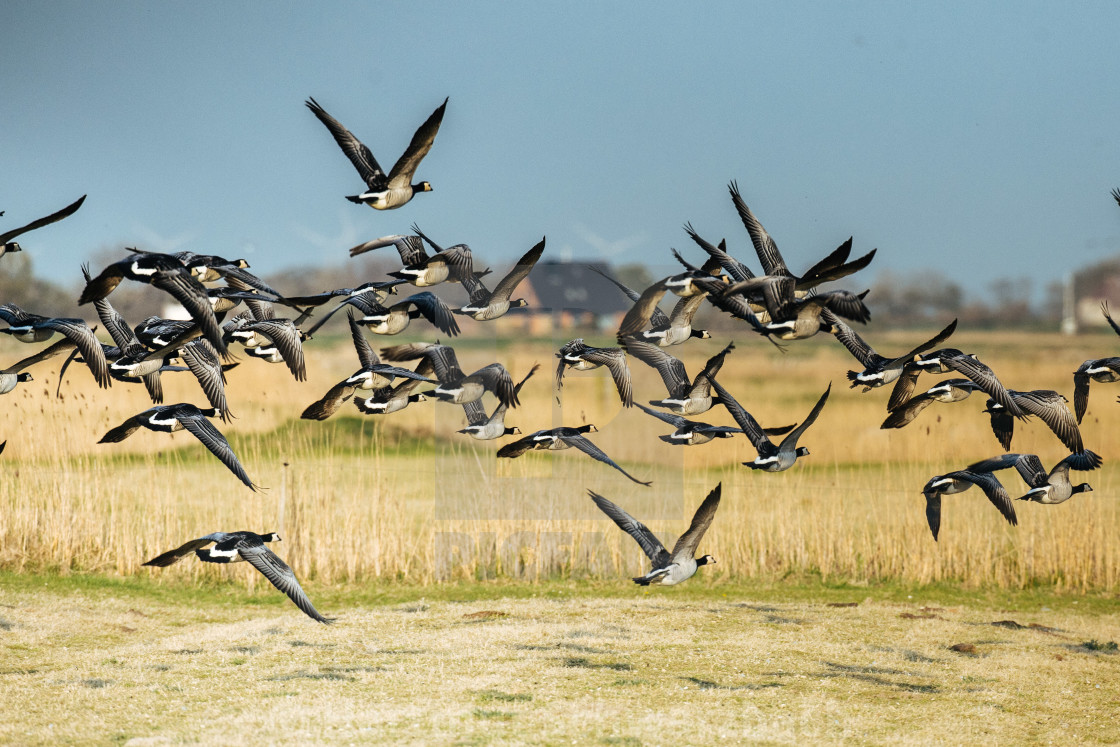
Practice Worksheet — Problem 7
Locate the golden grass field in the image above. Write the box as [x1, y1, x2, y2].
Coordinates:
[1, 327, 1119, 589]
[2, 325, 1120, 743]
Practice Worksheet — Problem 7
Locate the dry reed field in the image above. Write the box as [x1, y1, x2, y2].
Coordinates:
[2, 327, 1119, 589]
[3, 326, 1120, 744]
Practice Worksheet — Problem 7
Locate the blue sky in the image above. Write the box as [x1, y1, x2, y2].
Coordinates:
[4, 2, 1120, 300]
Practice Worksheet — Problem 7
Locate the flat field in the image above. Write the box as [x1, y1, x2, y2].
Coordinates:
[1, 328, 1119, 743]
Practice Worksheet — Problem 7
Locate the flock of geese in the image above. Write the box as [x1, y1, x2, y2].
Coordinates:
[4, 97, 1119, 624]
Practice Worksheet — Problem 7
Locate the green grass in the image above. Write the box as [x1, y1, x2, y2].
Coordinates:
[2, 573, 1118, 745]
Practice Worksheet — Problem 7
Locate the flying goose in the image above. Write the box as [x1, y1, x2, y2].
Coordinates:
[633, 402, 793, 446]
[99, 403, 260, 490]
[306, 96, 447, 210]
[455, 238, 546, 320]
[352, 358, 434, 416]
[615, 278, 712, 347]
[620, 338, 734, 415]
[350, 232, 477, 288]
[921, 468, 1017, 541]
[380, 341, 518, 407]
[983, 389, 1085, 454]
[967, 451, 1102, 505]
[0, 194, 85, 260]
[79, 251, 228, 356]
[458, 364, 540, 440]
[555, 339, 633, 408]
[306, 290, 459, 338]
[143, 531, 332, 623]
[880, 378, 983, 429]
[301, 314, 437, 420]
[710, 377, 831, 472]
[719, 275, 870, 339]
[828, 314, 959, 390]
[497, 424, 651, 486]
[591, 483, 720, 585]
[886, 348, 1027, 419]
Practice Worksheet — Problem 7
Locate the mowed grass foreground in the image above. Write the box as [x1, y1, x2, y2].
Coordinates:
[2, 329, 1119, 589]
[1, 576, 1118, 744]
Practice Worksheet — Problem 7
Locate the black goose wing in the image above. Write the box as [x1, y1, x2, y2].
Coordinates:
[555, 338, 588, 390]
[178, 340, 230, 418]
[305, 97, 385, 189]
[3, 336, 79, 374]
[177, 411, 258, 490]
[563, 433, 651, 486]
[880, 390, 939, 429]
[696, 341, 735, 389]
[142, 533, 226, 567]
[883, 319, 959, 369]
[302, 378, 363, 421]
[797, 238, 852, 287]
[38, 318, 110, 389]
[82, 263, 139, 351]
[238, 544, 334, 623]
[943, 354, 1026, 419]
[669, 483, 721, 562]
[347, 312, 380, 369]
[402, 292, 460, 336]
[380, 342, 463, 382]
[489, 238, 545, 303]
[968, 453, 1047, 490]
[249, 319, 307, 381]
[798, 246, 878, 290]
[589, 491, 669, 565]
[683, 222, 754, 282]
[496, 431, 543, 458]
[99, 413, 146, 443]
[729, 180, 788, 276]
[634, 402, 691, 428]
[619, 337, 688, 397]
[707, 377, 771, 452]
[923, 488, 943, 541]
[777, 383, 832, 453]
[386, 97, 448, 187]
[668, 293, 708, 327]
[1013, 390, 1083, 453]
[829, 314, 882, 369]
[592, 267, 671, 328]
[150, 270, 228, 356]
[1102, 302, 1120, 338]
[580, 347, 632, 407]
[0, 195, 86, 244]
[964, 471, 1017, 527]
[618, 280, 670, 337]
[470, 363, 519, 408]
[887, 366, 924, 411]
